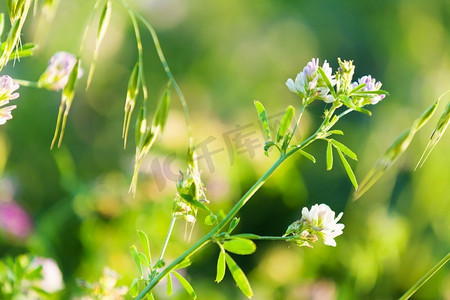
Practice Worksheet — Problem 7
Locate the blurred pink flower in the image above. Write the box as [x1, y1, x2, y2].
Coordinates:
[0, 201, 32, 240]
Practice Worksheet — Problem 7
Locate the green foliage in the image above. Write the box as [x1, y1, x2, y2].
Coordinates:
[173, 271, 197, 299]
[0, 255, 44, 300]
[222, 238, 257, 255]
[225, 253, 253, 298]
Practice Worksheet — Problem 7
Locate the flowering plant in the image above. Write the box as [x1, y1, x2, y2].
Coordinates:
[0, 1, 449, 299]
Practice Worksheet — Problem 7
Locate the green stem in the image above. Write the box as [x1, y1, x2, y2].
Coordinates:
[399, 252, 450, 300]
[128, 10, 148, 101]
[78, 0, 101, 56]
[136, 129, 322, 299]
[252, 235, 300, 241]
[117, 0, 194, 149]
[157, 216, 177, 263]
[14, 79, 39, 88]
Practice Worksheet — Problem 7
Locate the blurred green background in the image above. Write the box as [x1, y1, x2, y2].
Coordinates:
[1, 0, 449, 299]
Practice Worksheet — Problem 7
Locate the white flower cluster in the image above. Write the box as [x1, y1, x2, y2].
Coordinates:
[286, 58, 336, 103]
[352, 75, 385, 104]
[38, 52, 83, 91]
[285, 203, 344, 247]
[286, 58, 387, 107]
[0, 75, 20, 125]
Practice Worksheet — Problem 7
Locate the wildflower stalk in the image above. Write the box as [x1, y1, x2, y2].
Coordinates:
[128, 10, 148, 101]
[157, 216, 177, 263]
[136, 125, 328, 299]
[116, 0, 194, 149]
[12, 79, 39, 88]
[399, 252, 450, 300]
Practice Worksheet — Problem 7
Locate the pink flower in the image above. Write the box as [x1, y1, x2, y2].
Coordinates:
[0, 201, 32, 240]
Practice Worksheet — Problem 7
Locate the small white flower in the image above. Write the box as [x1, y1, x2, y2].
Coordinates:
[31, 257, 64, 293]
[39, 52, 84, 91]
[0, 75, 19, 125]
[286, 58, 336, 103]
[301, 204, 344, 247]
[352, 75, 385, 104]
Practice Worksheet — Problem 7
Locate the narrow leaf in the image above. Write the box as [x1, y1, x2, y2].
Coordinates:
[137, 252, 150, 267]
[254, 100, 271, 140]
[86, 0, 112, 88]
[328, 130, 344, 135]
[129, 278, 139, 298]
[225, 253, 253, 298]
[297, 149, 316, 163]
[326, 141, 333, 170]
[173, 271, 197, 299]
[330, 139, 357, 161]
[166, 273, 173, 296]
[130, 245, 142, 275]
[223, 238, 257, 255]
[137, 230, 152, 266]
[176, 258, 192, 269]
[276, 105, 295, 143]
[227, 217, 240, 235]
[318, 67, 337, 98]
[215, 249, 226, 283]
[336, 148, 358, 189]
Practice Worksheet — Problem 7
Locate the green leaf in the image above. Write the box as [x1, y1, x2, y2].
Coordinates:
[129, 278, 139, 298]
[215, 248, 226, 283]
[330, 139, 357, 161]
[326, 141, 333, 170]
[318, 67, 337, 99]
[153, 82, 171, 132]
[173, 271, 197, 299]
[166, 273, 173, 296]
[223, 238, 257, 255]
[328, 130, 344, 136]
[179, 193, 211, 213]
[25, 265, 43, 280]
[227, 217, 240, 235]
[254, 100, 271, 140]
[336, 147, 358, 189]
[130, 245, 143, 275]
[225, 253, 253, 298]
[137, 230, 152, 266]
[276, 105, 295, 143]
[1, 42, 36, 60]
[205, 214, 218, 226]
[338, 95, 372, 116]
[176, 258, 192, 269]
[87, 0, 112, 88]
[297, 149, 316, 163]
[137, 252, 150, 267]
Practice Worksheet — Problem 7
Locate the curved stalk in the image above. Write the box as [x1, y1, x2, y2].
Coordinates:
[116, 0, 194, 149]
[136, 129, 322, 299]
